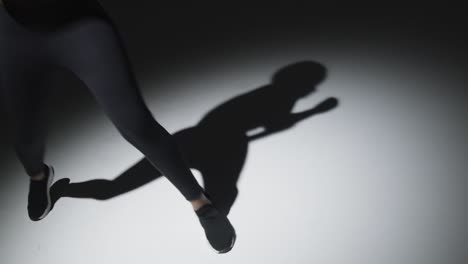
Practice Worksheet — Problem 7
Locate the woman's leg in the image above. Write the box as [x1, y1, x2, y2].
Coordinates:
[1, 0, 51, 178]
[42, 17, 236, 253]
[47, 17, 205, 202]
[1, 67, 49, 178]
[0, 45, 49, 179]
[0, 22, 56, 220]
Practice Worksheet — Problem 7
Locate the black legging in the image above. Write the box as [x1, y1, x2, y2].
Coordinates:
[0, 7, 204, 201]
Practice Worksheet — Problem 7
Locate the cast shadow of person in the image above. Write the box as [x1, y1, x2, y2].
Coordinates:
[51, 60, 339, 216]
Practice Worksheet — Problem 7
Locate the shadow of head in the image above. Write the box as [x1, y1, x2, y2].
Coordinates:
[272, 60, 327, 97]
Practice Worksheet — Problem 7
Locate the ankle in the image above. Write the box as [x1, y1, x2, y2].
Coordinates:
[191, 192, 212, 211]
[30, 167, 47, 181]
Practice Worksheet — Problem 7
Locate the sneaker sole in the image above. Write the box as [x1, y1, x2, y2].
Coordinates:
[217, 230, 236, 254]
[206, 229, 236, 254]
[36, 165, 55, 220]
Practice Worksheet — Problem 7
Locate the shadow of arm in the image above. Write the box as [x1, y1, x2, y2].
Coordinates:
[247, 97, 339, 141]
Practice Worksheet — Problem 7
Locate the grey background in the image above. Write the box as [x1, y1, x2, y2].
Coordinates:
[0, 3, 467, 264]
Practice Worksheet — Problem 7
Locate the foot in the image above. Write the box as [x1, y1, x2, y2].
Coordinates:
[195, 191, 236, 254]
[28, 164, 55, 221]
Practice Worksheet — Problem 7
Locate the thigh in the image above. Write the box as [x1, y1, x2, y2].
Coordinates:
[1, 61, 50, 134]
[46, 17, 153, 127]
[1, 7, 50, 116]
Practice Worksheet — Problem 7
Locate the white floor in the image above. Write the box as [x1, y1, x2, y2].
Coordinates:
[1, 23, 467, 264]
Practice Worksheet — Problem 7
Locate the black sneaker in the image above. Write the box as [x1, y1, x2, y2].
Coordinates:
[28, 164, 55, 221]
[196, 201, 237, 254]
